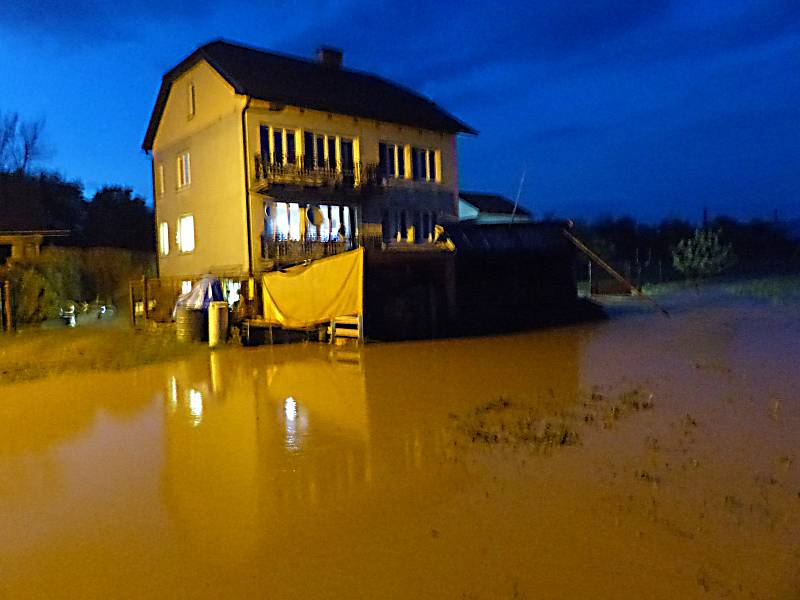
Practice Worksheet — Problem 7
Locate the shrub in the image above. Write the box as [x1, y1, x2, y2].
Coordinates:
[1, 247, 155, 324]
[672, 229, 735, 280]
[15, 267, 60, 322]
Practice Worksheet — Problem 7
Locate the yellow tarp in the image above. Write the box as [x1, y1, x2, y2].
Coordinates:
[261, 247, 363, 328]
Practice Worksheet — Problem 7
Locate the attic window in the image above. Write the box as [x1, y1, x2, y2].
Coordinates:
[188, 83, 196, 118]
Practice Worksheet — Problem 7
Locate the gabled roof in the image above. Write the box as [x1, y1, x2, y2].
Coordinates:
[143, 40, 476, 151]
[459, 192, 530, 216]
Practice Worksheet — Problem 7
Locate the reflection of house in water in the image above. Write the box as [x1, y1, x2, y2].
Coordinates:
[161, 348, 373, 563]
[160, 333, 582, 563]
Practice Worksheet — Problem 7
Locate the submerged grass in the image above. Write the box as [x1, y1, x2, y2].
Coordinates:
[453, 385, 654, 454]
[719, 274, 800, 303]
[0, 325, 207, 385]
[641, 273, 800, 302]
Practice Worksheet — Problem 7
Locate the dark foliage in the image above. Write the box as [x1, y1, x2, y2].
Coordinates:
[573, 215, 800, 284]
[0, 171, 155, 252]
[0, 171, 84, 233]
[84, 186, 155, 251]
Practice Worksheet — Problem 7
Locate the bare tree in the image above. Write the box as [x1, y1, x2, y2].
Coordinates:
[0, 111, 47, 173]
[0, 112, 19, 170]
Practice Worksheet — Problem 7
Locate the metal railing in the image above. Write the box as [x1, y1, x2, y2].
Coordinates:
[254, 155, 380, 190]
[262, 239, 352, 262]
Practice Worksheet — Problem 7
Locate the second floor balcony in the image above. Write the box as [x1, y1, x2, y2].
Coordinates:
[254, 155, 380, 191]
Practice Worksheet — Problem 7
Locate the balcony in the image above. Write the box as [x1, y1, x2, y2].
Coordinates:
[262, 239, 353, 265]
[254, 155, 380, 192]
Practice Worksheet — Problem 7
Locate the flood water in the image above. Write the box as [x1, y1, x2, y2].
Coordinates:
[1, 293, 798, 598]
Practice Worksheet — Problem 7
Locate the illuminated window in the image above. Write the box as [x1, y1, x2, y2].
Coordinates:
[411, 147, 439, 182]
[181, 280, 193, 294]
[177, 214, 195, 252]
[379, 142, 405, 178]
[177, 152, 190, 189]
[188, 83, 196, 118]
[157, 163, 165, 195]
[159, 221, 169, 256]
[273, 202, 301, 241]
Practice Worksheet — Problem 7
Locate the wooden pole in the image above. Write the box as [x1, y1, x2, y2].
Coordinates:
[142, 275, 149, 324]
[562, 229, 670, 317]
[129, 281, 136, 327]
[3, 280, 13, 332]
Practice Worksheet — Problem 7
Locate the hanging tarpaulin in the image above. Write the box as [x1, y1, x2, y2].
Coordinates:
[261, 247, 364, 328]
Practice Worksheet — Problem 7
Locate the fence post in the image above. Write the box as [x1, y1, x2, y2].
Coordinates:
[142, 276, 149, 321]
[3, 280, 13, 332]
[129, 281, 136, 327]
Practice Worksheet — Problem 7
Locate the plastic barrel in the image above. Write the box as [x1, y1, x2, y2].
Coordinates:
[175, 307, 204, 342]
[208, 301, 229, 348]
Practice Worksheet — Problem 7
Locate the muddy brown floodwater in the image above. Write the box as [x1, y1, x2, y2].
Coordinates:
[0, 292, 798, 598]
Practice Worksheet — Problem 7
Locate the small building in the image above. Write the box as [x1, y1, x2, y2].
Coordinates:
[458, 191, 532, 224]
[0, 230, 70, 264]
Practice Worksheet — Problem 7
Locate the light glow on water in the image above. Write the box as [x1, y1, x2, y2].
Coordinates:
[168, 376, 177, 414]
[188, 389, 203, 427]
[284, 396, 297, 421]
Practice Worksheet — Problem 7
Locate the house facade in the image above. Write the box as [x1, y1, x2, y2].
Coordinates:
[143, 40, 475, 279]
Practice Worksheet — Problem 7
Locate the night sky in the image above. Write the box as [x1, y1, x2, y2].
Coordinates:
[1, 0, 798, 222]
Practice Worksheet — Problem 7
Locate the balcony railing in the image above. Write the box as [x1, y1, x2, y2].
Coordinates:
[254, 155, 381, 190]
[262, 239, 353, 263]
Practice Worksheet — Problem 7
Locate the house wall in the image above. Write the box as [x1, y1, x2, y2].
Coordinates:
[151, 61, 249, 278]
[149, 59, 464, 278]
[244, 104, 459, 262]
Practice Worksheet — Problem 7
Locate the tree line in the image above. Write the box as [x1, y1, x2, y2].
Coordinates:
[572, 214, 799, 283]
[0, 111, 154, 252]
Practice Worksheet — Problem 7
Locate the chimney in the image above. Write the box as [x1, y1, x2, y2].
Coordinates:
[317, 46, 343, 69]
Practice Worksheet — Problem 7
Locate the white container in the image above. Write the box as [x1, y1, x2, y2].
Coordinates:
[208, 301, 229, 348]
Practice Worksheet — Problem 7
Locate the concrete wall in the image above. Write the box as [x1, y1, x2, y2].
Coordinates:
[151, 61, 249, 278]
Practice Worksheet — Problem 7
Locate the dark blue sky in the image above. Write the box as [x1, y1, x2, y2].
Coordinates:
[1, 0, 798, 222]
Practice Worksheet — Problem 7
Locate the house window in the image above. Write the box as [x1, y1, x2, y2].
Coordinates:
[159, 221, 169, 256]
[412, 147, 439, 182]
[303, 131, 338, 170]
[272, 130, 283, 165]
[273, 202, 301, 241]
[340, 138, 354, 181]
[188, 83, 196, 118]
[177, 152, 190, 189]
[379, 142, 405, 179]
[261, 126, 297, 165]
[327, 137, 336, 169]
[177, 214, 195, 253]
[286, 131, 296, 164]
[157, 163, 165, 195]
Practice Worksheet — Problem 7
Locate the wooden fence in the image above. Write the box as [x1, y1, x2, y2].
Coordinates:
[129, 276, 186, 327]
